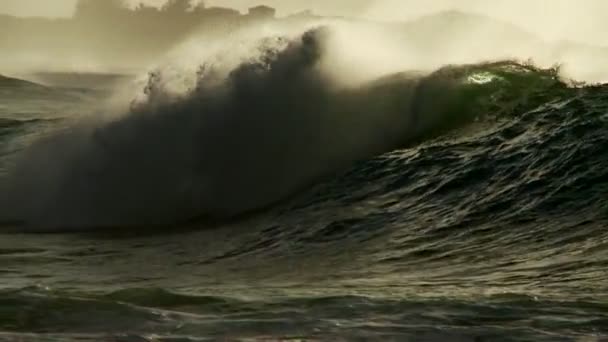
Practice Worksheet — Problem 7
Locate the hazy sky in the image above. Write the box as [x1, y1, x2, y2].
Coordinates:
[0, 0, 370, 17]
[0, 0, 77, 17]
[1, 0, 607, 45]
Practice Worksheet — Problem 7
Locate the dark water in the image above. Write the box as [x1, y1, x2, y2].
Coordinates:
[1, 60, 607, 341]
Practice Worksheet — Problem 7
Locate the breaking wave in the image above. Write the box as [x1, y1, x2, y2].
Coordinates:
[0, 28, 571, 231]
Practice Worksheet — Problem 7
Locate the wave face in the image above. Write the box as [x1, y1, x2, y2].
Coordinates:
[0, 25, 607, 341]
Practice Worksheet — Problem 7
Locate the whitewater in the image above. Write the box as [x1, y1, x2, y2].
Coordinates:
[0, 24, 607, 341]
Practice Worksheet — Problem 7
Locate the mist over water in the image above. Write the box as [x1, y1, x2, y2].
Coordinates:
[2, 0, 608, 82]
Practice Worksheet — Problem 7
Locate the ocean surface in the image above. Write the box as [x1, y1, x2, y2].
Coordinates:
[1, 30, 608, 341]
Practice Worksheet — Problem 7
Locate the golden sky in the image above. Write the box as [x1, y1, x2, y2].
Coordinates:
[0, 0, 607, 45]
[0, 0, 77, 17]
[0, 0, 370, 17]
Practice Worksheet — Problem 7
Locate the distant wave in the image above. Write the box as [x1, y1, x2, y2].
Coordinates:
[0, 74, 45, 88]
[0, 27, 571, 231]
[0, 118, 58, 129]
[0, 118, 35, 129]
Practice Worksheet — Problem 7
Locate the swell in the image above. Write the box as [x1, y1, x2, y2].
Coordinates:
[0, 28, 574, 231]
[2, 287, 607, 340]
[0, 118, 59, 130]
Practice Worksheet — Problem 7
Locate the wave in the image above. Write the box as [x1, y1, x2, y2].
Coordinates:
[0, 118, 35, 130]
[0, 117, 59, 129]
[2, 285, 607, 340]
[0, 27, 574, 231]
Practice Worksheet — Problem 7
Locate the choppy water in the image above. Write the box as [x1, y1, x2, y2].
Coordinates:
[1, 55, 607, 340]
